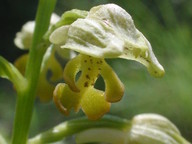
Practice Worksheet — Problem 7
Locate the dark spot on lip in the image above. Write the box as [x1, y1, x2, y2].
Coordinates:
[86, 74, 90, 80]
[97, 60, 103, 64]
[98, 68, 101, 70]
[84, 60, 87, 63]
[91, 83, 94, 86]
[125, 47, 129, 50]
[88, 67, 91, 71]
[84, 81, 89, 87]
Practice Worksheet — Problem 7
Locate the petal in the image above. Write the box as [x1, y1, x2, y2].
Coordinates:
[14, 46, 73, 102]
[132, 114, 180, 135]
[53, 83, 82, 115]
[14, 54, 57, 102]
[89, 4, 164, 77]
[14, 21, 34, 49]
[81, 87, 111, 120]
[60, 18, 124, 58]
[63, 54, 82, 92]
[50, 4, 164, 78]
[56, 4, 149, 58]
[88, 4, 148, 51]
[50, 13, 60, 24]
[119, 35, 165, 77]
[100, 61, 124, 102]
[14, 54, 28, 75]
[49, 25, 70, 45]
[37, 46, 64, 102]
[128, 114, 188, 144]
[14, 13, 60, 50]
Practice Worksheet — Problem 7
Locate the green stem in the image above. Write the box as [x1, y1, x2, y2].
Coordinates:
[28, 115, 131, 144]
[11, 0, 56, 144]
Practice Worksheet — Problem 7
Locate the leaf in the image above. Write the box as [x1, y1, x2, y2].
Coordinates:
[0, 56, 27, 91]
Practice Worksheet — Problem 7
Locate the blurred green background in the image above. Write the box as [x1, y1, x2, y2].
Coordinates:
[0, 0, 192, 143]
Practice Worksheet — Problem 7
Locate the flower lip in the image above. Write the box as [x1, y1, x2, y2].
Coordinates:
[53, 54, 124, 120]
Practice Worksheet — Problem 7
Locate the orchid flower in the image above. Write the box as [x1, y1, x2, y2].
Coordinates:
[14, 13, 60, 50]
[50, 4, 165, 119]
[75, 114, 189, 144]
[13, 13, 77, 102]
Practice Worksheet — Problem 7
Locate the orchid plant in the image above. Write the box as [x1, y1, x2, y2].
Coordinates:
[0, 0, 190, 144]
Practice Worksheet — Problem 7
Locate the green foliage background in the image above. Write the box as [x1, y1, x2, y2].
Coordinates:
[0, 0, 192, 143]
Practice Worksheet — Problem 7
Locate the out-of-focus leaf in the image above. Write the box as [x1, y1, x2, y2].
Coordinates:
[0, 56, 27, 91]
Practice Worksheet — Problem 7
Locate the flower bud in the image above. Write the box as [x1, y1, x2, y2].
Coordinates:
[127, 114, 190, 144]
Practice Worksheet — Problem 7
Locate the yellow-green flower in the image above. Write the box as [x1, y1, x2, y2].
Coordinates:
[13, 13, 77, 102]
[14, 13, 60, 50]
[50, 4, 165, 119]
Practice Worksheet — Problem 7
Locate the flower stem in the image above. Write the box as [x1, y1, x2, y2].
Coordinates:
[11, 0, 56, 144]
[28, 115, 131, 144]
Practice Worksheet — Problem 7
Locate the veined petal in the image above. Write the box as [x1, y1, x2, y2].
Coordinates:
[127, 113, 189, 144]
[88, 4, 148, 52]
[51, 18, 124, 58]
[88, 4, 164, 77]
[50, 4, 164, 77]
[49, 25, 70, 45]
[132, 114, 180, 135]
[81, 87, 111, 120]
[119, 34, 165, 77]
